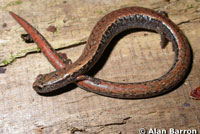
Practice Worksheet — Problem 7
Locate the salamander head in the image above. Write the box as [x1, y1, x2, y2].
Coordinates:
[33, 70, 74, 93]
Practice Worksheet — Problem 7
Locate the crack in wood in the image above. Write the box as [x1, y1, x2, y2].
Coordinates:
[70, 127, 87, 134]
[65, 94, 97, 104]
[68, 117, 132, 134]
[177, 17, 200, 25]
[85, 117, 131, 128]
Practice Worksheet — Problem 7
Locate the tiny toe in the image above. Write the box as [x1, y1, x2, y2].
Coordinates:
[58, 52, 67, 59]
[58, 52, 72, 65]
[157, 10, 168, 18]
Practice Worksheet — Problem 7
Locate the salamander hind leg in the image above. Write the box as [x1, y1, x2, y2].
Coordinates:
[156, 10, 175, 51]
[156, 26, 169, 49]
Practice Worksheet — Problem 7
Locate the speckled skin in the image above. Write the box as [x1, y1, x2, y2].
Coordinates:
[10, 7, 191, 98]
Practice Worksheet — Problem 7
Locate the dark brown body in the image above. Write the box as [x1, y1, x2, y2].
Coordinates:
[10, 7, 191, 98]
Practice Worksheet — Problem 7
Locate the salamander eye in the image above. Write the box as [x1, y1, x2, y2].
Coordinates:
[36, 74, 45, 81]
[33, 74, 48, 93]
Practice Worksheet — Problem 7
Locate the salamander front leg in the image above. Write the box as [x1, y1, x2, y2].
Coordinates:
[58, 52, 72, 65]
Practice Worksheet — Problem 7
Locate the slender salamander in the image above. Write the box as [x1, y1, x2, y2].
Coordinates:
[10, 7, 191, 98]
